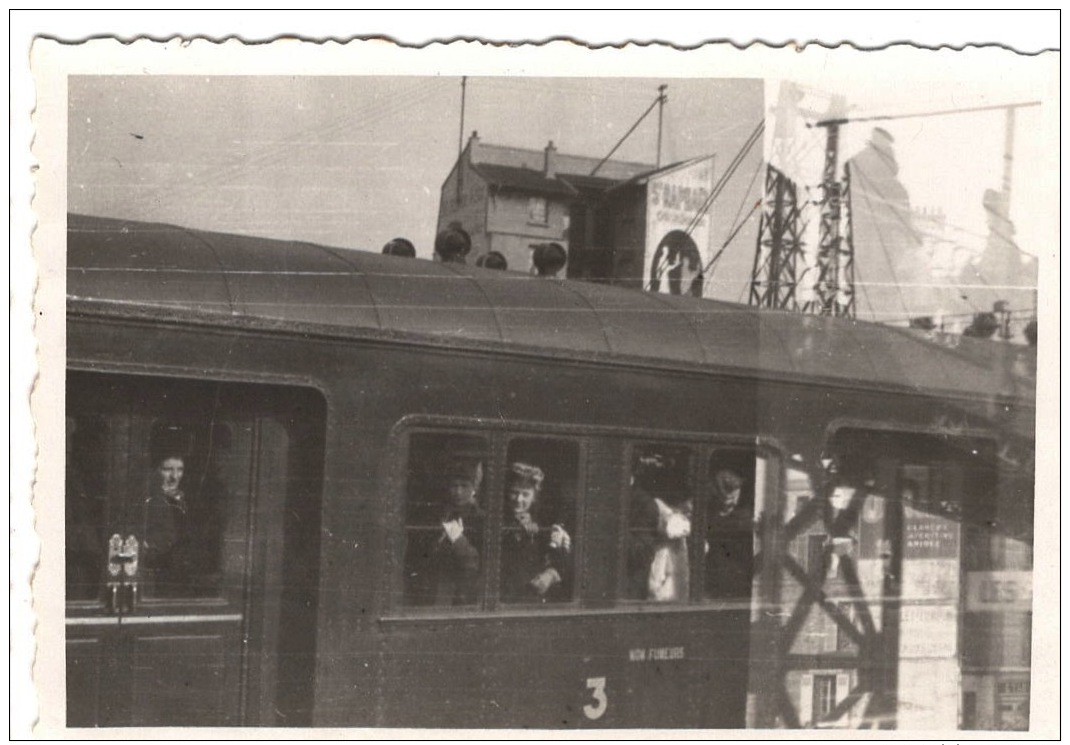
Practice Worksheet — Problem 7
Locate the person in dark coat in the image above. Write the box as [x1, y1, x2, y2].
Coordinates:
[141, 451, 192, 596]
[499, 462, 571, 603]
[705, 469, 753, 599]
[407, 458, 486, 607]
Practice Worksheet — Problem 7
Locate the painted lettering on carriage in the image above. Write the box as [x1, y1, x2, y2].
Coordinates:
[628, 646, 685, 662]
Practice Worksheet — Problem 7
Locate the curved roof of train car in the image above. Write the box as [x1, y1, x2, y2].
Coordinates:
[67, 213, 1035, 405]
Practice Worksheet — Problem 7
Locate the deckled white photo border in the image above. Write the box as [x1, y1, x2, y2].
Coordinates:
[15, 20, 1060, 740]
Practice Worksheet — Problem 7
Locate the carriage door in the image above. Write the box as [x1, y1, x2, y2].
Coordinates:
[65, 371, 314, 727]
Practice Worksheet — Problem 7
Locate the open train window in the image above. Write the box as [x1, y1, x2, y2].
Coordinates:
[64, 371, 327, 726]
[499, 437, 579, 606]
[401, 433, 490, 609]
[704, 448, 759, 601]
[624, 443, 695, 602]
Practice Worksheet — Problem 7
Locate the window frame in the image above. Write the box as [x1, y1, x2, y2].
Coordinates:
[389, 417, 589, 617]
[527, 196, 549, 226]
[385, 415, 784, 619]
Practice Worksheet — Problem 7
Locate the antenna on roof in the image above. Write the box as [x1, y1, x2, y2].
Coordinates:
[456, 76, 468, 203]
[656, 84, 668, 169]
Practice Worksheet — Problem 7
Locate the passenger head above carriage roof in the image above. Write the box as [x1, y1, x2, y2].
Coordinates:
[531, 242, 567, 277]
[434, 226, 471, 264]
[382, 238, 416, 258]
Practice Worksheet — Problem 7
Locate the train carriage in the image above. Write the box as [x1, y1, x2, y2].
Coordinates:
[64, 213, 1035, 730]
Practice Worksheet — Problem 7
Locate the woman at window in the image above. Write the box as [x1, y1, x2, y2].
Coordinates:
[499, 462, 571, 603]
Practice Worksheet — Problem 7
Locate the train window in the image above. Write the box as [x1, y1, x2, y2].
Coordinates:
[499, 437, 579, 605]
[64, 381, 267, 603]
[401, 433, 489, 608]
[704, 449, 758, 600]
[625, 443, 694, 602]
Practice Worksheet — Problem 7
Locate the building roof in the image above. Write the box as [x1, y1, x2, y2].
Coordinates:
[67, 213, 1035, 415]
[608, 155, 715, 192]
[471, 163, 578, 198]
[558, 173, 624, 193]
[473, 141, 653, 182]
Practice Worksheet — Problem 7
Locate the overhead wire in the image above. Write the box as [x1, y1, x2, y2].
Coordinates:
[684, 119, 765, 236]
[647, 119, 764, 293]
[133, 77, 452, 216]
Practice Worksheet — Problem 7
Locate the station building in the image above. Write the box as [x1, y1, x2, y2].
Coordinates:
[436, 132, 716, 296]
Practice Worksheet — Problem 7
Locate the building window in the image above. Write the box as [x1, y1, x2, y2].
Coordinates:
[528, 197, 548, 225]
[812, 674, 837, 722]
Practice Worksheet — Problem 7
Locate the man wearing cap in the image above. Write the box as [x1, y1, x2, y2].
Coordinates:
[499, 462, 571, 603]
[705, 469, 753, 599]
[426, 458, 485, 606]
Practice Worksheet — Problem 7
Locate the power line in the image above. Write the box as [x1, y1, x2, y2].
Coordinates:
[812, 100, 1042, 128]
[684, 120, 764, 235]
[134, 78, 452, 216]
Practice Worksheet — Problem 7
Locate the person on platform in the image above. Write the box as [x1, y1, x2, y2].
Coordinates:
[531, 242, 567, 278]
[475, 251, 508, 270]
[499, 462, 572, 603]
[434, 224, 472, 264]
[382, 237, 416, 257]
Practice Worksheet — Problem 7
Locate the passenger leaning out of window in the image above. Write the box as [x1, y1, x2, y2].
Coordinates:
[628, 454, 693, 602]
[142, 451, 192, 595]
[705, 469, 753, 599]
[500, 462, 571, 603]
[428, 458, 486, 606]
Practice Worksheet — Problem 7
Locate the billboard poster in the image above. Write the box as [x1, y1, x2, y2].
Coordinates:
[643, 156, 715, 297]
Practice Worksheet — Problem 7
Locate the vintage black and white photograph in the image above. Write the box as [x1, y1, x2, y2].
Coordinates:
[20, 18, 1058, 736]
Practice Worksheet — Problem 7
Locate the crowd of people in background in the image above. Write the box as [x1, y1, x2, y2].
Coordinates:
[381, 222, 568, 279]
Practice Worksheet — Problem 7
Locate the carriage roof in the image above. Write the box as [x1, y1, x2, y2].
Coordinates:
[66, 213, 1034, 404]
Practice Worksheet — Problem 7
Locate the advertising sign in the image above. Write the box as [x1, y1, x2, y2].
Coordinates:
[643, 156, 715, 297]
[966, 571, 1033, 612]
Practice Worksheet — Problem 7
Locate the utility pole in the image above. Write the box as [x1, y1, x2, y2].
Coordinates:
[656, 84, 668, 169]
[458, 75, 467, 159]
[456, 76, 467, 204]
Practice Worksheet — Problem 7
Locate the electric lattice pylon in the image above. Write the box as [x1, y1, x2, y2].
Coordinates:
[749, 165, 806, 311]
[804, 121, 856, 318]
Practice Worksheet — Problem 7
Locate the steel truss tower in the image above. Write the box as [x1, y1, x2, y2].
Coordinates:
[804, 121, 856, 318]
[749, 165, 806, 311]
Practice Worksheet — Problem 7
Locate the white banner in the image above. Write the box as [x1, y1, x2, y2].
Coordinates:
[643, 156, 715, 297]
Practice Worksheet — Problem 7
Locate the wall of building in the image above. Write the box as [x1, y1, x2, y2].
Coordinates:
[485, 189, 570, 272]
[605, 187, 648, 290]
[437, 161, 490, 257]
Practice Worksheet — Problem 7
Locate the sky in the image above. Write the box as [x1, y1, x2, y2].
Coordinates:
[66, 54, 1056, 313]
[68, 75, 766, 299]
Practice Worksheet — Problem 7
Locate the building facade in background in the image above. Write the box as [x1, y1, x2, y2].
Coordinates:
[437, 133, 715, 296]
